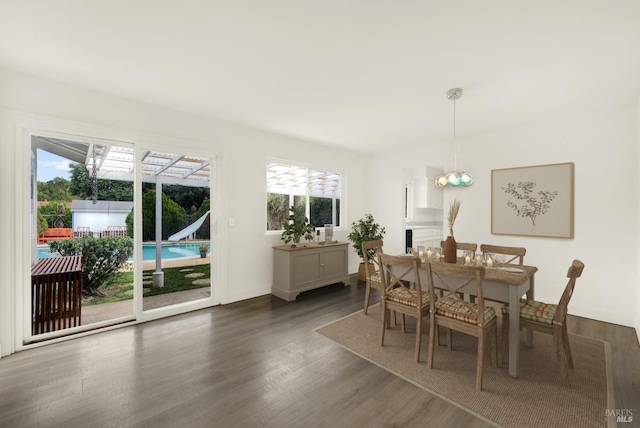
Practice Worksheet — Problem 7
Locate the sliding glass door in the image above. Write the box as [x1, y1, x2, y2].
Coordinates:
[30, 136, 136, 339]
[138, 149, 212, 311]
[25, 128, 216, 345]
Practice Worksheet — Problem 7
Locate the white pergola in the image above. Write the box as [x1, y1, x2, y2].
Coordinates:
[34, 136, 210, 187]
[266, 162, 340, 198]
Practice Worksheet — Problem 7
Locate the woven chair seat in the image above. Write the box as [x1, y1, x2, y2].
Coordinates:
[369, 272, 381, 283]
[436, 295, 496, 324]
[502, 299, 558, 325]
[387, 287, 430, 308]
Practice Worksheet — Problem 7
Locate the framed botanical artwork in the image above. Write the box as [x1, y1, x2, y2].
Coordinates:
[491, 162, 574, 238]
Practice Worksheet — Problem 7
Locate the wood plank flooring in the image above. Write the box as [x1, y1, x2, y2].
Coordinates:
[0, 280, 638, 428]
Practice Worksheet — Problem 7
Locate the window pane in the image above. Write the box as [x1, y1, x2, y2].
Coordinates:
[309, 169, 340, 227]
[309, 197, 333, 228]
[267, 162, 341, 231]
[266, 162, 307, 231]
[267, 193, 288, 231]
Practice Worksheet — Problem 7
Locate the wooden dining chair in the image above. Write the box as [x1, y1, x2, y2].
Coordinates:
[500, 259, 585, 388]
[426, 262, 497, 391]
[480, 244, 526, 265]
[361, 239, 384, 314]
[378, 253, 431, 363]
[440, 241, 478, 258]
[440, 241, 479, 302]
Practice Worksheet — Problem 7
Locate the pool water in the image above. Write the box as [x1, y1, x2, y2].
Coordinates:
[37, 242, 210, 261]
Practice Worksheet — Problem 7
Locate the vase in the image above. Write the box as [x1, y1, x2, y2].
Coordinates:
[443, 235, 457, 263]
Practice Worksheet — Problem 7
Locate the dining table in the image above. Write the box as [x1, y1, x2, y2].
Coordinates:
[394, 256, 538, 378]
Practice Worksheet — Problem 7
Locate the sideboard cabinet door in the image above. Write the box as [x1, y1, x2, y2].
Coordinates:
[272, 242, 350, 301]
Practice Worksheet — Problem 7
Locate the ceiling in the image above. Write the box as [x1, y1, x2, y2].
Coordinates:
[2, 1, 640, 153]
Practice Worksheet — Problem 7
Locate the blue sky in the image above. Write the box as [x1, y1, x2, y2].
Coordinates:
[37, 150, 74, 182]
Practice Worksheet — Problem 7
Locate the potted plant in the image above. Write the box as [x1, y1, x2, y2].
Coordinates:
[281, 205, 314, 247]
[347, 213, 386, 281]
[199, 243, 208, 258]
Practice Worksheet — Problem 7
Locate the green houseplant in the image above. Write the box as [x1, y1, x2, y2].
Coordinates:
[281, 205, 314, 247]
[347, 214, 386, 281]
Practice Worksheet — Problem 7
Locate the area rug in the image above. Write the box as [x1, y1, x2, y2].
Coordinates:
[315, 305, 614, 428]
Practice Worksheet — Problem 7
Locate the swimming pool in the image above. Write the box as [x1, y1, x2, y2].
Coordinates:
[37, 242, 210, 261]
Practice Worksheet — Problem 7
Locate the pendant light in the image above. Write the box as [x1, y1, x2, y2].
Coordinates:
[435, 88, 473, 188]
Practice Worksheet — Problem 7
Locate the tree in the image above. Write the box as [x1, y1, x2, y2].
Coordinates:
[267, 193, 288, 230]
[69, 163, 133, 201]
[310, 197, 334, 228]
[37, 177, 72, 202]
[159, 184, 210, 213]
[141, 190, 188, 241]
[37, 201, 72, 228]
[195, 197, 210, 239]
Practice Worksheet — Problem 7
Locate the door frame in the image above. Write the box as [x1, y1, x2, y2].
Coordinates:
[9, 111, 225, 353]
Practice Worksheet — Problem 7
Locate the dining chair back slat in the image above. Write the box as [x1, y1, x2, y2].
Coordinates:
[440, 241, 478, 258]
[480, 244, 526, 265]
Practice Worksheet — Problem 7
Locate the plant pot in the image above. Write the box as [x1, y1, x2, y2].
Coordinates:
[200, 251, 207, 258]
[443, 235, 457, 263]
[358, 262, 375, 282]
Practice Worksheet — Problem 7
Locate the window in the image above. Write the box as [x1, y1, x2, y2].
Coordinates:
[266, 161, 341, 231]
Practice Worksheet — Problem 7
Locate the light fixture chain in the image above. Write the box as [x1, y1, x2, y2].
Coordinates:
[453, 98, 457, 171]
[91, 145, 98, 204]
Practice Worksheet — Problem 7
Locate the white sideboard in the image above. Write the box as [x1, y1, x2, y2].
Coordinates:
[272, 242, 350, 301]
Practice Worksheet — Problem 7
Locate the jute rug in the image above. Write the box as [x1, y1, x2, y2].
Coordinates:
[315, 305, 614, 428]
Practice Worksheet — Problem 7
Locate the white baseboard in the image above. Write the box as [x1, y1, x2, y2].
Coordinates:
[570, 303, 635, 328]
[224, 285, 271, 304]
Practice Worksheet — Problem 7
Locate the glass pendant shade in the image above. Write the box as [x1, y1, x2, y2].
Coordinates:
[435, 171, 474, 188]
[447, 172, 461, 187]
[459, 172, 474, 186]
[435, 88, 474, 189]
[435, 174, 449, 188]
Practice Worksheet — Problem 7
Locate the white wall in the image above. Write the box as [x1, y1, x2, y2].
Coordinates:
[73, 212, 130, 233]
[368, 104, 639, 327]
[0, 66, 6, 357]
[637, 92, 640, 342]
[0, 70, 367, 356]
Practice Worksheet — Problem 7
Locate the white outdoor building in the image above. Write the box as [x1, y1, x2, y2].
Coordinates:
[70, 200, 134, 235]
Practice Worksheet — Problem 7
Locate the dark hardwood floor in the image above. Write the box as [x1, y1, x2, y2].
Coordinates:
[0, 280, 638, 428]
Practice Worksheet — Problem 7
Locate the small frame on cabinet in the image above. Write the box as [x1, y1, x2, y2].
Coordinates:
[491, 162, 574, 238]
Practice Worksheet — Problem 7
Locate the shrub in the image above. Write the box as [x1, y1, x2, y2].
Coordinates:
[37, 211, 49, 236]
[49, 236, 134, 295]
